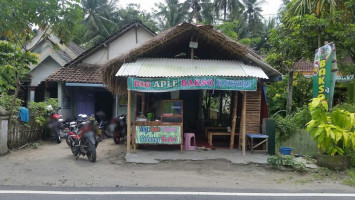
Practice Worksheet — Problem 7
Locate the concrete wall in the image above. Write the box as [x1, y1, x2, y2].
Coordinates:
[276, 129, 318, 156]
[30, 57, 61, 86]
[82, 28, 153, 65]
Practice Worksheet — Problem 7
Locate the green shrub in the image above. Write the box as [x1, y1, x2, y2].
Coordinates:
[28, 98, 58, 126]
[335, 103, 355, 113]
[275, 115, 296, 141]
[267, 155, 306, 171]
[307, 98, 355, 156]
[0, 94, 23, 122]
[274, 106, 311, 142]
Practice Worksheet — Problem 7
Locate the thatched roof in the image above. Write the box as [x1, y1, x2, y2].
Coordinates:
[101, 23, 281, 94]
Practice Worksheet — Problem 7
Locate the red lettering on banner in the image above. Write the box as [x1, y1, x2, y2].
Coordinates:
[194, 79, 200, 86]
[201, 79, 207, 86]
[181, 80, 187, 86]
[207, 79, 214, 86]
[188, 80, 193, 86]
[134, 81, 139, 87]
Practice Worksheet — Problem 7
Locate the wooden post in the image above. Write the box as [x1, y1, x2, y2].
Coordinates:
[242, 91, 247, 156]
[141, 93, 145, 116]
[229, 91, 238, 149]
[127, 90, 132, 154]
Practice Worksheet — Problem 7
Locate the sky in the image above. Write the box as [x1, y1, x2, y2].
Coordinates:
[118, 0, 284, 18]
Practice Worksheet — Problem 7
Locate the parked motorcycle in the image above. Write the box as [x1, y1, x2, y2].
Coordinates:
[107, 115, 127, 144]
[48, 106, 64, 143]
[67, 116, 102, 162]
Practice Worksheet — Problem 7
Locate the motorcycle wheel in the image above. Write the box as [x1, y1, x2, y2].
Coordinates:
[113, 130, 120, 144]
[86, 141, 96, 162]
[71, 144, 79, 156]
[66, 136, 71, 147]
[104, 127, 113, 138]
[55, 129, 62, 144]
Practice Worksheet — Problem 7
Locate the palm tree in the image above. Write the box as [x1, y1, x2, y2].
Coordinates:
[241, 0, 265, 37]
[81, 0, 118, 47]
[286, 0, 337, 18]
[153, 0, 190, 30]
[186, 0, 203, 23]
[185, 0, 216, 24]
[214, 0, 244, 21]
[200, 0, 215, 24]
[285, 0, 344, 47]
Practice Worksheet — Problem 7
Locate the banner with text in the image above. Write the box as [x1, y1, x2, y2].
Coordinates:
[128, 76, 257, 92]
[312, 43, 334, 102]
[135, 126, 181, 144]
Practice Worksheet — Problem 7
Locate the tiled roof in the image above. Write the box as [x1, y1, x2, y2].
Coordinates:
[46, 63, 102, 83]
[57, 49, 73, 62]
[68, 42, 86, 56]
[294, 60, 313, 71]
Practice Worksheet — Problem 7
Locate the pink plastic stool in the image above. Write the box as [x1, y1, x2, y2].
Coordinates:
[184, 133, 196, 150]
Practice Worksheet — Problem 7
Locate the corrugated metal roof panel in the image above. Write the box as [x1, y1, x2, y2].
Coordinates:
[116, 58, 269, 79]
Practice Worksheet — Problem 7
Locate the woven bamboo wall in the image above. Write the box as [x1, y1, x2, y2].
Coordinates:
[239, 89, 262, 147]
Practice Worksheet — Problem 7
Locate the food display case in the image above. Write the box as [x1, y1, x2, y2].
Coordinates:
[132, 95, 184, 153]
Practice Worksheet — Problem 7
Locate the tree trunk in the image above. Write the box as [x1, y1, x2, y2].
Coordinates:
[8, 83, 21, 129]
[223, 0, 227, 21]
[286, 71, 294, 116]
[317, 32, 321, 48]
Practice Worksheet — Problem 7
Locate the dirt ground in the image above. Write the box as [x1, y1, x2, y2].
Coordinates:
[0, 139, 353, 191]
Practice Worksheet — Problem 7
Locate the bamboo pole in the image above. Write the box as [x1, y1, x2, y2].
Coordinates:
[229, 91, 238, 149]
[127, 90, 132, 154]
[242, 91, 247, 156]
[142, 93, 145, 116]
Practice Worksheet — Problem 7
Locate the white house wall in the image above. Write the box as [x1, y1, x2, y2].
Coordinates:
[30, 57, 61, 86]
[82, 28, 153, 64]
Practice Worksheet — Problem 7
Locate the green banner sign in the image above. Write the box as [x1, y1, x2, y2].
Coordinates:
[128, 76, 257, 92]
[135, 125, 181, 144]
[313, 43, 333, 101]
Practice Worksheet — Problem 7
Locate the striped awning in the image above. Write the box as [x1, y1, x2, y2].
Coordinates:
[116, 58, 269, 79]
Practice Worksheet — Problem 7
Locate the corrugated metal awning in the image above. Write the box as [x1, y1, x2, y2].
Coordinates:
[116, 58, 269, 79]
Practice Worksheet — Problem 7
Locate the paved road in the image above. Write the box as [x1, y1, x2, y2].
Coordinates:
[0, 186, 354, 200]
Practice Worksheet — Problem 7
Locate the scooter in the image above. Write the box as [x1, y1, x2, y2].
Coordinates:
[107, 115, 127, 144]
[48, 107, 64, 143]
[67, 116, 102, 162]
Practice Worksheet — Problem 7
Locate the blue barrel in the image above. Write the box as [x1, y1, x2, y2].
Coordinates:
[280, 147, 292, 155]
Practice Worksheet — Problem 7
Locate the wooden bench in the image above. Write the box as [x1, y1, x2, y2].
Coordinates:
[204, 126, 227, 139]
[246, 133, 268, 153]
[208, 131, 232, 146]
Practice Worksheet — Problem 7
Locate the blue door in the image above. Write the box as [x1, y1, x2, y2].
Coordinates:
[77, 89, 95, 116]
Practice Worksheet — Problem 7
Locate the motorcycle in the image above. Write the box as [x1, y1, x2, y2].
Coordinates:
[48, 106, 64, 143]
[67, 116, 102, 162]
[107, 115, 127, 144]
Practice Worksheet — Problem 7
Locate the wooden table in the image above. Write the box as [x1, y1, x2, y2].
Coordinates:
[204, 126, 227, 139]
[208, 131, 232, 146]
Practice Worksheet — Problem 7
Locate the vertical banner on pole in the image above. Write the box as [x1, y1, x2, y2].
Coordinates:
[312, 42, 336, 109]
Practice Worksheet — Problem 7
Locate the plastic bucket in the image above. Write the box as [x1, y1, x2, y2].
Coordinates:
[147, 113, 154, 121]
[279, 147, 292, 155]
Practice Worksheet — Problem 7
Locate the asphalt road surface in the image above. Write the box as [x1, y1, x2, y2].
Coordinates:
[0, 186, 354, 200]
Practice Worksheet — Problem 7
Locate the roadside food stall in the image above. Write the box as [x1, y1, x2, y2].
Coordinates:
[115, 59, 265, 154]
[101, 23, 282, 155]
